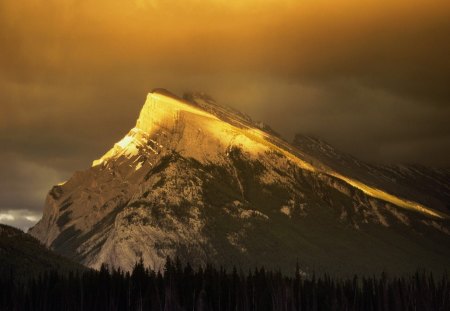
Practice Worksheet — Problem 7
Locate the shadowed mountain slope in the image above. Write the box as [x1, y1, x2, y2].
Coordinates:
[0, 224, 84, 279]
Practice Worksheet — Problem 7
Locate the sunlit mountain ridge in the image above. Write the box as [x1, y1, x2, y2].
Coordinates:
[94, 90, 446, 219]
[29, 89, 450, 275]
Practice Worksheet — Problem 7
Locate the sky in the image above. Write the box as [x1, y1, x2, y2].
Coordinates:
[0, 0, 449, 230]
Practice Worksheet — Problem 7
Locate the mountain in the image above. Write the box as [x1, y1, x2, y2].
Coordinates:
[292, 135, 450, 215]
[0, 224, 83, 279]
[29, 89, 450, 276]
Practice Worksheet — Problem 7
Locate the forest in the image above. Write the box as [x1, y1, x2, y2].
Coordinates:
[1, 258, 449, 311]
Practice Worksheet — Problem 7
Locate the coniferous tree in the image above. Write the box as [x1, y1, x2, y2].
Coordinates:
[0, 258, 449, 310]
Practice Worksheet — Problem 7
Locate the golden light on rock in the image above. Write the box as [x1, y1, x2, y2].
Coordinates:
[93, 90, 447, 220]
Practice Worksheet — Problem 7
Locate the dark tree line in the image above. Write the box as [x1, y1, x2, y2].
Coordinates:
[1, 258, 449, 311]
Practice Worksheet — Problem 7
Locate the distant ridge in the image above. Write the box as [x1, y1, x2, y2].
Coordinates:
[0, 224, 84, 279]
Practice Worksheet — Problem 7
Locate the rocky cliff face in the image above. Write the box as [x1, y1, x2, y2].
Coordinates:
[30, 89, 450, 275]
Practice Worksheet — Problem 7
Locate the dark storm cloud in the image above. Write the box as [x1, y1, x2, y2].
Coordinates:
[0, 0, 449, 228]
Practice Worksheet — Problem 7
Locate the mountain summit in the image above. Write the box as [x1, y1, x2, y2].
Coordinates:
[30, 89, 450, 275]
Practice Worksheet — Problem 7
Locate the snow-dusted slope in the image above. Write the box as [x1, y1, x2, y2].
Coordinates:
[30, 89, 450, 275]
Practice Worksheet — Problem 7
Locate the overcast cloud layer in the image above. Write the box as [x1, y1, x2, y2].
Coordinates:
[1, 0, 449, 229]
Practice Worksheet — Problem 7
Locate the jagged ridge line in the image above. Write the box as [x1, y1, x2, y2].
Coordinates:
[253, 132, 446, 219]
[96, 90, 448, 220]
[203, 101, 446, 219]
